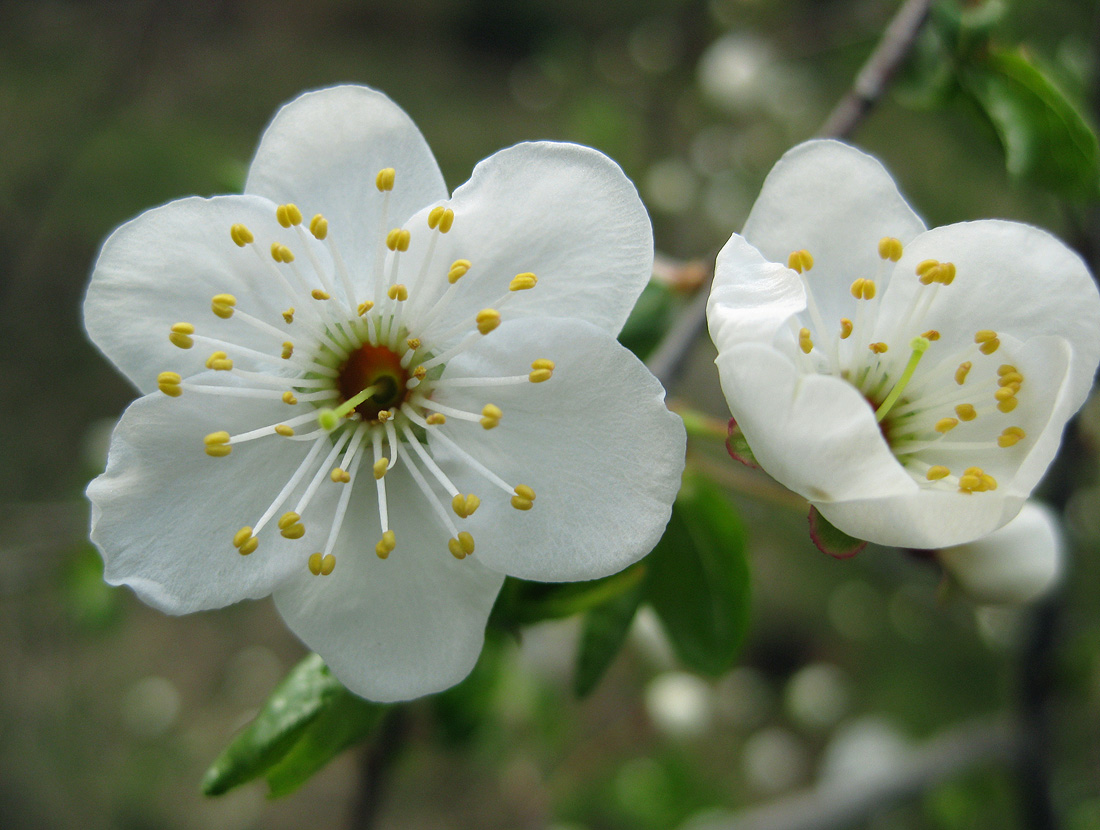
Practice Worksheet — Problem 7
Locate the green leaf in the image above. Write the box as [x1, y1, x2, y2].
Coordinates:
[645, 472, 750, 676]
[574, 582, 645, 698]
[264, 691, 385, 798]
[808, 505, 867, 559]
[202, 654, 384, 798]
[961, 48, 1100, 199]
[618, 280, 676, 360]
[490, 563, 647, 629]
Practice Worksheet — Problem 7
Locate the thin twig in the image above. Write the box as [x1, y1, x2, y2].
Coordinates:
[817, 0, 936, 139]
[349, 709, 408, 830]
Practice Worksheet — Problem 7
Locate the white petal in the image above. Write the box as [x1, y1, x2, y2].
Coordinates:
[715, 342, 916, 504]
[877, 219, 1100, 415]
[937, 502, 1064, 605]
[88, 391, 334, 614]
[741, 140, 926, 328]
[273, 465, 504, 703]
[708, 233, 807, 348]
[84, 194, 330, 394]
[245, 85, 448, 291]
[406, 142, 653, 342]
[429, 318, 685, 581]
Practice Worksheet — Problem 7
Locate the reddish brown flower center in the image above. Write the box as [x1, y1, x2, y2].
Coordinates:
[337, 343, 409, 422]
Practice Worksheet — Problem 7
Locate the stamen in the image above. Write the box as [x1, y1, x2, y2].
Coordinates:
[954, 404, 977, 422]
[314, 426, 369, 571]
[955, 362, 972, 385]
[376, 530, 396, 559]
[204, 431, 232, 457]
[840, 319, 853, 339]
[480, 404, 503, 430]
[276, 203, 303, 228]
[974, 329, 1000, 355]
[230, 224, 254, 247]
[402, 407, 517, 496]
[935, 418, 959, 433]
[278, 511, 305, 539]
[850, 278, 876, 300]
[448, 532, 475, 560]
[205, 351, 233, 371]
[476, 309, 501, 335]
[799, 327, 813, 354]
[998, 427, 1026, 447]
[511, 484, 536, 511]
[878, 237, 903, 261]
[157, 371, 182, 397]
[787, 250, 814, 272]
[925, 465, 951, 481]
[169, 322, 195, 350]
[510, 272, 538, 292]
[375, 168, 396, 192]
[211, 294, 237, 319]
[249, 435, 329, 536]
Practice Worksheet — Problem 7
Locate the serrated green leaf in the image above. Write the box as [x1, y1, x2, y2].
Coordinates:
[202, 653, 343, 796]
[574, 583, 645, 698]
[961, 48, 1100, 199]
[645, 472, 750, 676]
[264, 690, 385, 798]
[808, 505, 867, 559]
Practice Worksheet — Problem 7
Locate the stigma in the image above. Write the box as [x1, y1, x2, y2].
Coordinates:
[158, 173, 557, 575]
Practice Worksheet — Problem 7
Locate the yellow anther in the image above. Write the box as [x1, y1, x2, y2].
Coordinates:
[787, 249, 814, 273]
[476, 309, 501, 335]
[238, 537, 258, 556]
[438, 208, 455, 233]
[447, 531, 475, 559]
[958, 472, 982, 493]
[311, 289, 330, 301]
[330, 466, 351, 483]
[935, 418, 959, 433]
[375, 530, 396, 559]
[448, 259, 471, 283]
[376, 167, 396, 192]
[211, 293, 237, 319]
[974, 330, 997, 344]
[529, 358, 555, 383]
[309, 214, 328, 240]
[451, 493, 481, 518]
[377, 410, 391, 423]
[981, 473, 998, 491]
[204, 431, 232, 457]
[926, 465, 951, 481]
[869, 342, 888, 354]
[278, 511, 305, 539]
[277, 511, 301, 530]
[955, 404, 977, 421]
[274, 424, 295, 437]
[998, 364, 1018, 377]
[169, 322, 195, 350]
[979, 338, 1000, 355]
[414, 366, 428, 381]
[878, 237, 903, 261]
[994, 386, 1017, 402]
[850, 278, 876, 300]
[937, 262, 956, 285]
[282, 308, 295, 323]
[998, 372, 1024, 387]
[916, 259, 939, 277]
[921, 330, 940, 341]
[357, 301, 374, 316]
[282, 341, 294, 360]
[308, 552, 323, 575]
[997, 397, 1019, 413]
[385, 228, 411, 252]
[448, 538, 467, 559]
[205, 351, 233, 371]
[998, 427, 1027, 448]
[428, 206, 445, 229]
[271, 243, 295, 263]
[955, 361, 972, 385]
[480, 404, 502, 430]
[515, 484, 536, 501]
[425, 412, 445, 425]
[276, 203, 303, 228]
[282, 391, 298, 405]
[406, 338, 421, 351]
[840, 318, 853, 339]
[204, 350, 225, 367]
[157, 371, 182, 397]
[387, 284, 409, 302]
[798, 327, 813, 354]
[320, 554, 336, 575]
[373, 458, 388, 480]
[509, 272, 538, 292]
[232, 526, 253, 548]
[230, 223, 255, 247]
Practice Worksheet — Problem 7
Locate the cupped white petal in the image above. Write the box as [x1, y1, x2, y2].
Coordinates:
[403, 142, 653, 343]
[245, 85, 448, 293]
[708, 233, 807, 348]
[876, 220, 1100, 413]
[88, 390, 335, 614]
[84, 194, 331, 394]
[937, 502, 1064, 605]
[741, 140, 926, 328]
[429, 317, 685, 582]
[816, 485, 1023, 550]
[715, 342, 916, 504]
[273, 465, 504, 703]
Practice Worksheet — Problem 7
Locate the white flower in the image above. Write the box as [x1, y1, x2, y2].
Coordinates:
[85, 85, 685, 702]
[707, 139, 1100, 549]
[938, 501, 1064, 605]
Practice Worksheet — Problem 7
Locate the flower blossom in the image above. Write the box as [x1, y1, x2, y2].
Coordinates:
[85, 85, 685, 702]
[707, 140, 1100, 549]
[937, 501, 1064, 606]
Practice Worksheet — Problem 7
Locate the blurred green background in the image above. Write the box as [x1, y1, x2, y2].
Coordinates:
[4, 0, 1100, 828]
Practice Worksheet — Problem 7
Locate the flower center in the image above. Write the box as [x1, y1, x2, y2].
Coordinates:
[156, 168, 555, 578]
[337, 343, 409, 422]
[786, 241, 1032, 495]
